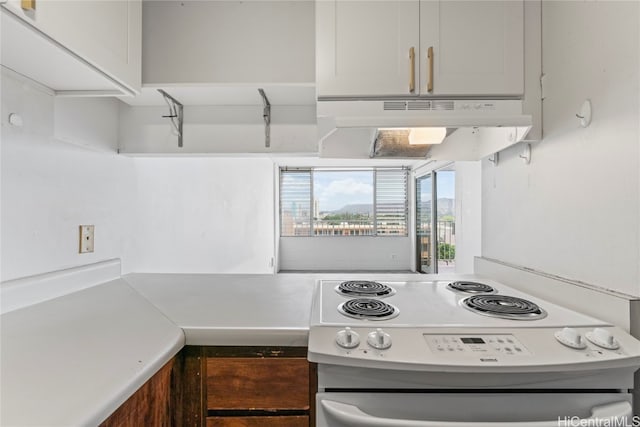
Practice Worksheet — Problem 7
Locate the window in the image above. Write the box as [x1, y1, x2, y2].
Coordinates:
[280, 168, 408, 237]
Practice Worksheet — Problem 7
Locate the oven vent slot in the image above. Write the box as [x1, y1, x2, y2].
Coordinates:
[383, 100, 455, 111]
[407, 101, 431, 110]
[383, 101, 407, 111]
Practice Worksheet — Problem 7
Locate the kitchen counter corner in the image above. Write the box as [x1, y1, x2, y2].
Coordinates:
[124, 273, 316, 346]
[0, 278, 184, 427]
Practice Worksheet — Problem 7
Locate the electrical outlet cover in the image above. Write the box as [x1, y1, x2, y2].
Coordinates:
[79, 225, 95, 253]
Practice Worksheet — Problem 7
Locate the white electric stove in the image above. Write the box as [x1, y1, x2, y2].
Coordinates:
[308, 278, 640, 426]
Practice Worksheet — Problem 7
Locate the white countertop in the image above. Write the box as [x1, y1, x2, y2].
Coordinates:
[123, 272, 428, 346]
[1, 270, 429, 426]
[0, 278, 184, 427]
[124, 273, 316, 346]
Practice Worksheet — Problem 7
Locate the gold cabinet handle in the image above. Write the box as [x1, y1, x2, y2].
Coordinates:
[427, 46, 434, 93]
[21, 0, 35, 10]
[409, 47, 416, 93]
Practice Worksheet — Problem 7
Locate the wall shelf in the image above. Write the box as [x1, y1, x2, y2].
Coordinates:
[118, 84, 315, 107]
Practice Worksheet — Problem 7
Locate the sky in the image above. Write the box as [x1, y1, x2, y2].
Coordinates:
[311, 170, 455, 212]
[419, 170, 455, 201]
[314, 171, 373, 211]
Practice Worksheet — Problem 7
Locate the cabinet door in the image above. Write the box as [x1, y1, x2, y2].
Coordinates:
[317, 0, 420, 97]
[207, 358, 310, 411]
[4, 0, 141, 93]
[419, 0, 523, 96]
[207, 416, 308, 427]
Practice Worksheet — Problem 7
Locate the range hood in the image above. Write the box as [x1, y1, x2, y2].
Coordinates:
[317, 99, 532, 160]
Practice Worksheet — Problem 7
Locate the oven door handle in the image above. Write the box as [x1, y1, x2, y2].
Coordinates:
[321, 399, 632, 427]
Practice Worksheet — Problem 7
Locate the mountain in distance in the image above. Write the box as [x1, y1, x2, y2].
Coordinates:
[325, 203, 373, 215]
[436, 198, 455, 216]
[417, 198, 455, 217]
[323, 198, 454, 217]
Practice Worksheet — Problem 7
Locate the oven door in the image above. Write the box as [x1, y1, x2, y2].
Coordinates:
[317, 392, 633, 427]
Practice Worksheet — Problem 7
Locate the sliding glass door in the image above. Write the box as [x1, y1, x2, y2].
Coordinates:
[416, 166, 456, 274]
[416, 174, 434, 273]
[435, 168, 455, 273]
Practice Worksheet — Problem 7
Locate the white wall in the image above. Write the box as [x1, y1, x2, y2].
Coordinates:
[1, 73, 277, 280]
[118, 104, 318, 155]
[1, 72, 136, 281]
[128, 157, 275, 274]
[279, 236, 412, 271]
[54, 97, 120, 152]
[454, 161, 481, 274]
[481, 1, 639, 296]
[142, 0, 314, 85]
[2, 74, 410, 278]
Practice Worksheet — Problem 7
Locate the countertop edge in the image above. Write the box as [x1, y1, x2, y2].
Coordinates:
[184, 327, 309, 347]
[91, 330, 185, 426]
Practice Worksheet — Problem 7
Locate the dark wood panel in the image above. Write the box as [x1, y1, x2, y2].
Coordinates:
[204, 346, 308, 358]
[206, 415, 309, 427]
[207, 357, 310, 410]
[308, 362, 317, 427]
[100, 357, 174, 427]
[175, 346, 206, 427]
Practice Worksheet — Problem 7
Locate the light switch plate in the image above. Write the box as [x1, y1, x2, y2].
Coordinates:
[79, 225, 94, 253]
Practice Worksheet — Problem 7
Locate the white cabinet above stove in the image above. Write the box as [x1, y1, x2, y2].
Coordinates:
[316, 0, 524, 98]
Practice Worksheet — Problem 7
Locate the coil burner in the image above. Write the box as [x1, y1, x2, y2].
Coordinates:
[338, 298, 400, 320]
[336, 280, 396, 297]
[447, 281, 497, 294]
[461, 294, 547, 320]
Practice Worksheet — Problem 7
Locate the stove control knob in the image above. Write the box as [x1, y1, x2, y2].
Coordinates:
[336, 327, 360, 349]
[554, 327, 587, 349]
[367, 328, 392, 350]
[586, 328, 620, 350]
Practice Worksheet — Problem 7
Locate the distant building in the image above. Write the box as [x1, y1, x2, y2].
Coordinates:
[313, 199, 320, 219]
[288, 221, 407, 236]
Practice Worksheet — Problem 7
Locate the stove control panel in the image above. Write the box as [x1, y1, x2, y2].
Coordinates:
[310, 326, 640, 370]
[424, 334, 531, 356]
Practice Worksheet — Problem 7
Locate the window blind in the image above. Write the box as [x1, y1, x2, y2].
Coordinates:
[280, 170, 312, 236]
[375, 169, 408, 235]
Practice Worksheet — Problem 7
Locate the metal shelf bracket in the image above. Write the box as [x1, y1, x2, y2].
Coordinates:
[258, 88, 271, 148]
[488, 152, 499, 166]
[158, 89, 184, 148]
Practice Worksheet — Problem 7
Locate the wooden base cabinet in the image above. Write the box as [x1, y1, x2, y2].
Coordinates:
[99, 358, 174, 427]
[177, 346, 317, 427]
[206, 416, 309, 427]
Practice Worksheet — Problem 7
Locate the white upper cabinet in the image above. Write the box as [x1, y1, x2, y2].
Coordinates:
[1, 0, 141, 95]
[419, 1, 523, 96]
[317, 0, 524, 98]
[316, 1, 420, 97]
